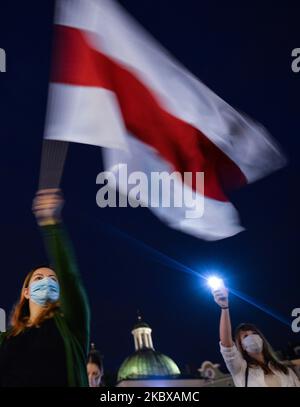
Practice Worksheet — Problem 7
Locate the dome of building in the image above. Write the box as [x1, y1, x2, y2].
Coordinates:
[117, 314, 181, 382]
[118, 348, 181, 381]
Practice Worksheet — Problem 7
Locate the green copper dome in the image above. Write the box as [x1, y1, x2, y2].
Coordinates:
[117, 348, 181, 382]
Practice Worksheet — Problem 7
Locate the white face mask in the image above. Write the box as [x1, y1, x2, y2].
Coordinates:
[241, 334, 263, 354]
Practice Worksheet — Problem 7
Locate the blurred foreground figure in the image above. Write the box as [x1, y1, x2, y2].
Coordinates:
[0, 189, 90, 386]
[87, 343, 104, 387]
[212, 287, 300, 387]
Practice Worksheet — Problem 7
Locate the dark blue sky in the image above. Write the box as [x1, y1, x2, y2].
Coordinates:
[0, 0, 299, 375]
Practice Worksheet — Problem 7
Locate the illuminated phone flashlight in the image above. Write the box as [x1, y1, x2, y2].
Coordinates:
[207, 276, 224, 291]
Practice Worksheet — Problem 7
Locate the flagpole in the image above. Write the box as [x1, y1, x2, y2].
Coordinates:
[38, 139, 69, 189]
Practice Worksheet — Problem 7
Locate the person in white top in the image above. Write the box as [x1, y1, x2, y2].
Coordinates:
[213, 286, 300, 387]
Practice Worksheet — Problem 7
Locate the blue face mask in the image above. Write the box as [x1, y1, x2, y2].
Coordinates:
[29, 277, 60, 306]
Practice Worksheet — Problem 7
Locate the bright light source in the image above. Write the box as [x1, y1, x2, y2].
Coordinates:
[207, 276, 224, 291]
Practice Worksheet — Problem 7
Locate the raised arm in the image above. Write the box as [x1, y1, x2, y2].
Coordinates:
[213, 288, 233, 347]
[32, 189, 90, 351]
[213, 287, 245, 377]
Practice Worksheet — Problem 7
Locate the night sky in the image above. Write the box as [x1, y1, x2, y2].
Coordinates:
[0, 0, 299, 376]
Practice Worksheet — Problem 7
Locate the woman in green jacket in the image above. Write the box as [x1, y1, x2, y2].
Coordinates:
[0, 189, 90, 386]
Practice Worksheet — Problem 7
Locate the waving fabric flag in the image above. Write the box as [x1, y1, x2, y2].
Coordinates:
[44, 0, 285, 240]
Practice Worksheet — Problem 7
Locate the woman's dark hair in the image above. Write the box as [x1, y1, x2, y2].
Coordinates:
[234, 323, 289, 375]
[87, 343, 103, 372]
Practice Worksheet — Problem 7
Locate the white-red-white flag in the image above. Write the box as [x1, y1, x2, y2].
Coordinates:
[45, 0, 285, 240]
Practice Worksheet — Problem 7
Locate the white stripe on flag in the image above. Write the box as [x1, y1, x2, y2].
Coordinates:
[45, 84, 128, 150]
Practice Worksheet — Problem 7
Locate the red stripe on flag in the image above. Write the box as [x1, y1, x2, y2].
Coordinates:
[51, 25, 247, 201]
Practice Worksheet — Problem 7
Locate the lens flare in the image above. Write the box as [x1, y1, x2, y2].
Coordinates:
[207, 276, 224, 291]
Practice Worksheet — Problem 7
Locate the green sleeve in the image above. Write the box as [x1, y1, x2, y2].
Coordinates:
[41, 223, 90, 349]
[0, 332, 5, 346]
